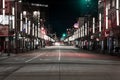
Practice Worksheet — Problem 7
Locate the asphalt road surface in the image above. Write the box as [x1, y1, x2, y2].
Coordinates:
[0, 46, 120, 80]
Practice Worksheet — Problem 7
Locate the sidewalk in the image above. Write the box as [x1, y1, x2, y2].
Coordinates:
[78, 48, 120, 57]
[0, 49, 40, 61]
[0, 53, 16, 61]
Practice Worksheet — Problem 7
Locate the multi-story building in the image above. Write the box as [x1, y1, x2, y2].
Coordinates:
[98, 0, 120, 54]
[0, 0, 17, 54]
[108, 0, 120, 54]
[0, 0, 49, 54]
[67, 0, 120, 54]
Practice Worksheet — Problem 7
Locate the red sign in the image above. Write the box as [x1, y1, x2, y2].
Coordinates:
[0, 25, 8, 36]
[0, 0, 2, 14]
[5, 1, 12, 15]
[0, 0, 12, 15]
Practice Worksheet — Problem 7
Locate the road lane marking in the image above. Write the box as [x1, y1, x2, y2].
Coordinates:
[25, 53, 46, 63]
[58, 46, 61, 61]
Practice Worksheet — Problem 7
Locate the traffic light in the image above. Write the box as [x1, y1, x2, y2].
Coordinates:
[62, 33, 67, 37]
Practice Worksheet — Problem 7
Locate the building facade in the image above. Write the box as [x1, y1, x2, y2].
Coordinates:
[0, 0, 51, 54]
[66, 0, 120, 54]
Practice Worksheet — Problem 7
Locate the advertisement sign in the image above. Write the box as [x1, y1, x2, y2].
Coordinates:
[0, 25, 8, 36]
[0, 15, 14, 25]
[0, 15, 9, 25]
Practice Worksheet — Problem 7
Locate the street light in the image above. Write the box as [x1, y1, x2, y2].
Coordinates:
[23, 11, 27, 16]
[74, 23, 79, 29]
[33, 11, 40, 49]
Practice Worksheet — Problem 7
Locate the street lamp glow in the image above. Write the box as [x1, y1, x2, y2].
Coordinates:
[33, 11, 38, 16]
[18, 0, 22, 3]
[23, 11, 27, 16]
[41, 27, 44, 30]
[74, 23, 79, 28]
[33, 11, 40, 18]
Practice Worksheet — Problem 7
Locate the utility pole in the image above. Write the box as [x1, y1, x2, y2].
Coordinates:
[15, 0, 18, 54]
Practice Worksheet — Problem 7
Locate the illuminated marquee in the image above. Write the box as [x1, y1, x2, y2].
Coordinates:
[0, 15, 14, 25]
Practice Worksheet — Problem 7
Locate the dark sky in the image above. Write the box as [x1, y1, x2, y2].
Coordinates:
[24, 0, 98, 38]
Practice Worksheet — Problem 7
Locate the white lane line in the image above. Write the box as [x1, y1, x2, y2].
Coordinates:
[25, 53, 45, 63]
[58, 46, 61, 61]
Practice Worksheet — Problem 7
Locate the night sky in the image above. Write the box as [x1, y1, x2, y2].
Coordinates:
[23, 0, 98, 38]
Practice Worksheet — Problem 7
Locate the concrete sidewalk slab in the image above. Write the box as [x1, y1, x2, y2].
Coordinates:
[0, 53, 16, 61]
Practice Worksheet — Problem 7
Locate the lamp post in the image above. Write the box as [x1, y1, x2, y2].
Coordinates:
[15, 0, 18, 54]
[14, 0, 22, 54]
[33, 11, 40, 49]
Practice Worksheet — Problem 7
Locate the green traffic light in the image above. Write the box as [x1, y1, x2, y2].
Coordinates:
[62, 33, 66, 37]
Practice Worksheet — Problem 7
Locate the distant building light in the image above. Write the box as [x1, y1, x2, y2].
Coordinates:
[98, 0, 102, 4]
[99, 13, 102, 32]
[54, 42, 60, 46]
[41, 27, 44, 30]
[93, 17, 95, 33]
[74, 23, 79, 28]
[106, 7, 108, 29]
[91, 35, 94, 39]
[96, 38, 99, 41]
[31, 3, 48, 7]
